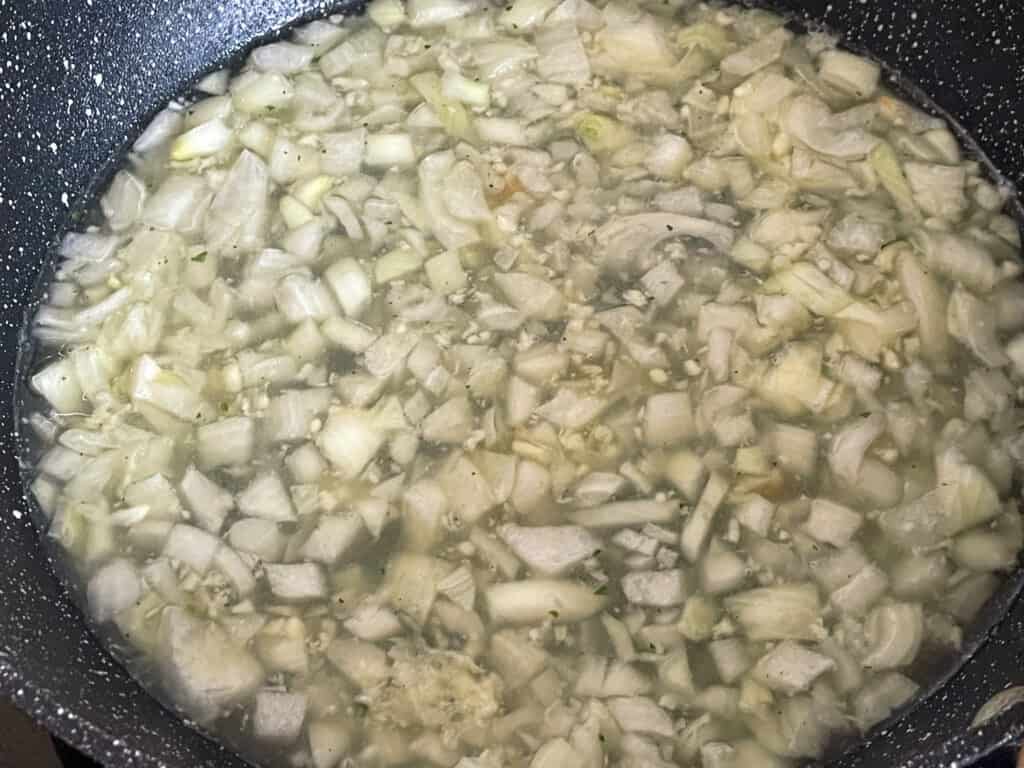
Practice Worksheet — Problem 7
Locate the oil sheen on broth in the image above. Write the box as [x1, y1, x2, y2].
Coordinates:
[22, 1, 1024, 767]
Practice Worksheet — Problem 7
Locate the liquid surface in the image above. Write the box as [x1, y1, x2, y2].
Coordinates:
[21, 2, 1024, 767]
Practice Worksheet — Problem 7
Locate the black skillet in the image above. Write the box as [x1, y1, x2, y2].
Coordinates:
[0, 1, 1022, 766]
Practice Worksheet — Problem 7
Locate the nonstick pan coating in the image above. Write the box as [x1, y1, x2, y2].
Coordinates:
[0, 1, 1022, 767]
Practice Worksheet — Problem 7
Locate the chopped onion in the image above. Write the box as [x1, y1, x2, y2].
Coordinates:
[752, 641, 835, 694]
[536, 22, 591, 85]
[170, 119, 233, 161]
[570, 500, 678, 529]
[680, 472, 730, 562]
[499, 524, 601, 576]
[237, 471, 296, 522]
[179, 465, 234, 534]
[265, 562, 328, 602]
[317, 407, 386, 480]
[818, 50, 880, 98]
[158, 607, 265, 724]
[26, 6, 1024, 763]
[87, 559, 142, 622]
[229, 518, 286, 562]
[197, 417, 255, 469]
[164, 524, 221, 574]
[725, 584, 823, 641]
[486, 579, 607, 625]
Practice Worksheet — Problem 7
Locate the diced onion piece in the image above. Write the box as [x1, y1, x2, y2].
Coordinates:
[323, 259, 372, 319]
[828, 412, 886, 487]
[158, 607, 265, 724]
[947, 285, 1009, 368]
[275, 274, 337, 323]
[664, 450, 707, 502]
[365, 134, 416, 168]
[643, 391, 695, 447]
[31, 358, 83, 413]
[383, 552, 445, 624]
[622, 570, 687, 607]
[229, 518, 287, 562]
[818, 50, 880, 98]
[475, 117, 530, 146]
[498, 524, 601, 576]
[265, 562, 328, 602]
[535, 22, 591, 85]
[237, 470, 296, 522]
[897, 249, 951, 367]
[767, 262, 853, 317]
[252, 690, 307, 746]
[301, 513, 366, 565]
[134, 106, 184, 153]
[486, 579, 607, 625]
[596, 213, 734, 274]
[355, 498, 393, 540]
[233, 72, 295, 114]
[344, 602, 403, 641]
[179, 465, 234, 534]
[680, 472, 730, 562]
[499, 0, 559, 30]
[535, 388, 607, 430]
[646, 134, 693, 179]
[913, 229, 999, 294]
[101, 171, 146, 231]
[607, 697, 674, 738]
[197, 417, 255, 469]
[204, 150, 271, 255]
[214, 545, 256, 598]
[853, 673, 918, 730]
[164, 524, 221, 574]
[421, 396, 474, 444]
[308, 718, 354, 768]
[830, 563, 889, 617]
[570, 500, 678, 529]
[861, 603, 924, 670]
[425, 250, 468, 294]
[170, 119, 232, 161]
[407, 0, 482, 28]
[802, 499, 863, 547]
[410, 73, 479, 144]
[733, 495, 775, 536]
[752, 641, 835, 694]
[317, 407, 386, 480]
[574, 112, 635, 156]
[319, 27, 384, 77]
[322, 316, 379, 353]
[375, 246, 425, 283]
[252, 41, 315, 74]
[725, 584, 822, 641]
[721, 27, 791, 76]
[401, 479, 447, 553]
[442, 71, 490, 107]
[493, 272, 566, 321]
[439, 453, 498, 526]
[87, 558, 142, 622]
[368, 0, 406, 28]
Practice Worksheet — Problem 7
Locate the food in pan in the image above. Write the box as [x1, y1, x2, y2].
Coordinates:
[23, 0, 1024, 766]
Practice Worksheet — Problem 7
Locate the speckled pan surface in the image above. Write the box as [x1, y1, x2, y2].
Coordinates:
[0, 1, 1022, 767]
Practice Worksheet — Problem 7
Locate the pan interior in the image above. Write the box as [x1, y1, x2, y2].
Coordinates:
[11, 3, 1024, 768]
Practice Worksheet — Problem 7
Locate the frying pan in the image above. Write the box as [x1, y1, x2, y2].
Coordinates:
[0, 0, 1022, 766]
